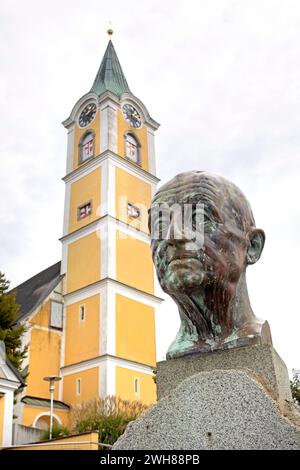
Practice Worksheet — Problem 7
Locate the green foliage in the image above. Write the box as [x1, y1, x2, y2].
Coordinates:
[0, 271, 27, 372]
[70, 396, 148, 446]
[290, 369, 300, 405]
[40, 425, 70, 441]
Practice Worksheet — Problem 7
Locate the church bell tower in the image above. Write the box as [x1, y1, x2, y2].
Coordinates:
[59, 33, 161, 405]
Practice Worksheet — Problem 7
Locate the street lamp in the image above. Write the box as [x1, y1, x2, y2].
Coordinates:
[43, 375, 61, 439]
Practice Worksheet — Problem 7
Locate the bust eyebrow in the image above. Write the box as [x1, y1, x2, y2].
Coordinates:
[179, 195, 223, 223]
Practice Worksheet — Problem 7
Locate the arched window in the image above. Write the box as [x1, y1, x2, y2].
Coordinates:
[79, 131, 94, 164]
[125, 133, 140, 164]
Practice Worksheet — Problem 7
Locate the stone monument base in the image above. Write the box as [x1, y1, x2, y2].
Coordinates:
[113, 346, 300, 450]
[157, 344, 292, 404]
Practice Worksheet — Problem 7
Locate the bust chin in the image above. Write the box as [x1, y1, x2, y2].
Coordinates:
[149, 170, 272, 358]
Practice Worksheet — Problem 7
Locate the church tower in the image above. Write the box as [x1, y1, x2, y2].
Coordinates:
[59, 34, 161, 405]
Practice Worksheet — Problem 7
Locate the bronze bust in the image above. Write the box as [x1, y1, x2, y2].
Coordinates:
[149, 171, 272, 359]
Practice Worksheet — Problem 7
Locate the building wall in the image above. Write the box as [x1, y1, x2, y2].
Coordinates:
[26, 326, 61, 400]
[116, 233, 154, 294]
[11, 432, 99, 450]
[64, 294, 100, 365]
[116, 294, 156, 366]
[30, 299, 52, 328]
[66, 232, 100, 293]
[68, 167, 101, 233]
[115, 367, 156, 405]
[22, 405, 69, 428]
[115, 167, 151, 232]
[63, 367, 99, 405]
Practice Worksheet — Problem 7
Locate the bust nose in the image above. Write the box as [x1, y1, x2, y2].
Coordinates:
[166, 212, 189, 245]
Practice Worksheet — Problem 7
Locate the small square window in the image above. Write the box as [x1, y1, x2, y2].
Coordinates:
[127, 203, 140, 219]
[50, 301, 63, 329]
[78, 202, 92, 220]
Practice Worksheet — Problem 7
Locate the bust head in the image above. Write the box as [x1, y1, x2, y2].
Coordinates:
[149, 171, 272, 358]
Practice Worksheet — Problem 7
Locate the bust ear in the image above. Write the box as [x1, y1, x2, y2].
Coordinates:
[246, 229, 265, 265]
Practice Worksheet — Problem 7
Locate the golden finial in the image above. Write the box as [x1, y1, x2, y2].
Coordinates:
[107, 21, 113, 37]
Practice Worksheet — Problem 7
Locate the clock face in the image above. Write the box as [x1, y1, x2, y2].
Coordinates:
[122, 104, 142, 128]
[79, 103, 97, 128]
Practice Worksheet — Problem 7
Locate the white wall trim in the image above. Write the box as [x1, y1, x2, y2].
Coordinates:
[100, 224, 108, 279]
[107, 223, 116, 279]
[61, 215, 150, 246]
[100, 160, 108, 217]
[64, 282, 106, 306]
[32, 412, 62, 428]
[62, 180, 71, 237]
[106, 361, 116, 396]
[61, 355, 154, 377]
[99, 362, 106, 398]
[64, 278, 163, 308]
[115, 221, 150, 244]
[99, 100, 118, 154]
[61, 241, 68, 275]
[108, 355, 155, 374]
[106, 290, 116, 356]
[65, 124, 75, 174]
[147, 127, 156, 176]
[63, 151, 159, 186]
[0, 380, 20, 392]
[100, 104, 108, 153]
[61, 218, 101, 245]
[99, 284, 108, 355]
[58, 304, 67, 401]
[107, 161, 116, 217]
[1, 390, 14, 446]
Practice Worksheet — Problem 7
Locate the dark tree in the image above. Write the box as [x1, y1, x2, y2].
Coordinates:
[0, 271, 27, 372]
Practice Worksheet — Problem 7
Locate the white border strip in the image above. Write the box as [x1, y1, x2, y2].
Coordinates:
[63, 151, 159, 185]
[64, 278, 163, 308]
[61, 355, 154, 377]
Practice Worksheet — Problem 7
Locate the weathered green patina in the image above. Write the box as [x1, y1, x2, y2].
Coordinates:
[149, 171, 272, 359]
[91, 40, 131, 97]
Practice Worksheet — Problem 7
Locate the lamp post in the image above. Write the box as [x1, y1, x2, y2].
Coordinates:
[43, 375, 61, 439]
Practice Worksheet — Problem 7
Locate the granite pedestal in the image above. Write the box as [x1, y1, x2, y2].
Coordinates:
[113, 345, 300, 450]
[157, 344, 292, 404]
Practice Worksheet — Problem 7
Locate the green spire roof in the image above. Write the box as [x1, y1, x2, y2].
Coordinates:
[91, 40, 131, 96]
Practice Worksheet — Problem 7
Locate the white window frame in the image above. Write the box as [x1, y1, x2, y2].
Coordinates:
[127, 202, 141, 219]
[77, 200, 92, 221]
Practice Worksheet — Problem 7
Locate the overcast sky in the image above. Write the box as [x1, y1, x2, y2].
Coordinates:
[1, 0, 300, 371]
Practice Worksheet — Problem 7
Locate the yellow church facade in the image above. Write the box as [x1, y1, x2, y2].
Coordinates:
[13, 38, 162, 431]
